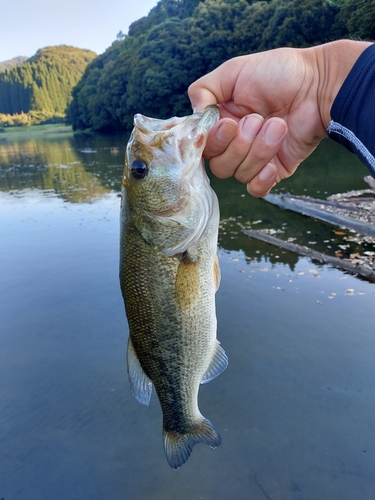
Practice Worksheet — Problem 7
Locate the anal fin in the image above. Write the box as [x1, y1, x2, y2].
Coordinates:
[201, 341, 228, 384]
[127, 337, 153, 406]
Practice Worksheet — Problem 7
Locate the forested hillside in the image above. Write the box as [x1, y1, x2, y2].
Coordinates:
[0, 57, 28, 72]
[0, 46, 96, 125]
[68, 0, 375, 132]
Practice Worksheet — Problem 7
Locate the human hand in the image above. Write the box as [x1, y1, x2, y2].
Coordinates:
[188, 41, 371, 197]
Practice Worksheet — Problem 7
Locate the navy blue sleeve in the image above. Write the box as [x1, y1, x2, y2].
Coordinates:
[327, 43, 375, 177]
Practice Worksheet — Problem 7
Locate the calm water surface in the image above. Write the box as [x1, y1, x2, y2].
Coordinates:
[1, 129, 375, 499]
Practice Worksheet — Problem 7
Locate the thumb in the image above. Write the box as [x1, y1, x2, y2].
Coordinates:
[188, 82, 218, 113]
[188, 57, 244, 112]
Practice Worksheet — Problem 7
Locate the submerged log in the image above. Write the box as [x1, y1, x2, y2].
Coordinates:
[264, 193, 375, 237]
[243, 229, 375, 283]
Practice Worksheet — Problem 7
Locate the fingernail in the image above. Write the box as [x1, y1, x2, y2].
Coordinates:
[241, 115, 263, 140]
[263, 120, 286, 145]
[258, 163, 276, 181]
[216, 121, 238, 142]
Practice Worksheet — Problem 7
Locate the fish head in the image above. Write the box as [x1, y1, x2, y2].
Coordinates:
[122, 106, 220, 255]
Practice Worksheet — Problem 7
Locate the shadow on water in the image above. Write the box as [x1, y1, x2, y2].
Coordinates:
[0, 131, 375, 500]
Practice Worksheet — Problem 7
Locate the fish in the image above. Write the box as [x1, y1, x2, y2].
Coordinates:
[119, 106, 228, 470]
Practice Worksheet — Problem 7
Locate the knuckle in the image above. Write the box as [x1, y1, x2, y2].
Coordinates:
[229, 140, 251, 158]
[205, 143, 226, 158]
[234, 168, 251, 184]
[247, 183, 269, 198]
[209, 158, 233, 179]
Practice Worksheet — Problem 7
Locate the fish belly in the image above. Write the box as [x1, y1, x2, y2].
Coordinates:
[120, 200, 227, 469]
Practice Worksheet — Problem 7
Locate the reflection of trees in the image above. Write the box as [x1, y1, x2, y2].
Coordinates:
[212, 140, 372, 272]
[218, 227, 299, 272]
[0, 140, 42, 167]
[0, 138, 112, 203]
[41, 163, 110, 203]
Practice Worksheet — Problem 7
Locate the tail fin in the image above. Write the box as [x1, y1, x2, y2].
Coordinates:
[163, 418, 221, 470]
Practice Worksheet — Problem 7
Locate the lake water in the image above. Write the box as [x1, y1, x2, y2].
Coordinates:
[1, 128, 375, 499]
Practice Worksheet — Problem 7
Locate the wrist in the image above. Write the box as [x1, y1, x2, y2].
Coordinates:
[312, 40, 372, 129]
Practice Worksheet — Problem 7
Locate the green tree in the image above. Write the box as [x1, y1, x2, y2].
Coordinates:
[0, 45, 96, 123]
[332, 0, 375, 40]
[68, 0, 346, 132]
[259, 0, 338, 49]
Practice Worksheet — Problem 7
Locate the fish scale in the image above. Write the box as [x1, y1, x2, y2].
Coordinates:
[120, 106, 228, 469]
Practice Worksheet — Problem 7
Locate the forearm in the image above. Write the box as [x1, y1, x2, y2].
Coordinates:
[311, 39, 373, 129]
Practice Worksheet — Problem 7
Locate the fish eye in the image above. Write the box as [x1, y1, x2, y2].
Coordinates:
[130, 159, 148, 180]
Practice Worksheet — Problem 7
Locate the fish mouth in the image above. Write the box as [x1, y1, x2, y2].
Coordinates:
[128, 107, 220, 256]
[197, 105, 220, 129]
[183, 106, 219, 172]
[133, 106, 219, 135]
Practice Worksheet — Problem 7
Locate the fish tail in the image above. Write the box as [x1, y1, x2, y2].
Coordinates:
[163, 418, 221, 470]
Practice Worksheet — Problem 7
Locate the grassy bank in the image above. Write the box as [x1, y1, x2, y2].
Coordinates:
[0, 124, 73, 140]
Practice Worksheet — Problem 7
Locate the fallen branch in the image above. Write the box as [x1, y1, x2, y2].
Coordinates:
[264, 193, 375, 237]
[243, 229, 375, 283]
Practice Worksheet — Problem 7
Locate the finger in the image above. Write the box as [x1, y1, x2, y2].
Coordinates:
[188, 87, 218, 112]
[209, 114, 264, 179]
[188, 77, 219, 112]
[247, 163, 278, 198]
[188, 58, 244, 112]
[234, 118, 288, 184]
[203, 118, 238, 158]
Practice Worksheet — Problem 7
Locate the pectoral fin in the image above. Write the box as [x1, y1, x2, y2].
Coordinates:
[213, 253, 221, 292]
[175, 253, 200, 310]
[127, 337, 153, 406]
[201, 341, 228, 384]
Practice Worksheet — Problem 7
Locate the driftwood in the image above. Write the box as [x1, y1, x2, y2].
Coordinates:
[243, 229, 375, 283]
[264, 193, 375, 237]
[364, 175, 375, 190]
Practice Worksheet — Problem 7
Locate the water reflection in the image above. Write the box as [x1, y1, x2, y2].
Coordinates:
[0, 135, 125, 203]
[1, 134, 374, 270]
[211, 139, 375, 272]
[1, 131, 375, 500]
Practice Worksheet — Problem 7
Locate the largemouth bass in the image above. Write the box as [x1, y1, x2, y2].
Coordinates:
[119, 106, 228, 469]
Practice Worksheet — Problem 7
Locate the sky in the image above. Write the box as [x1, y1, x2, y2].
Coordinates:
[0, 0, 160, 62]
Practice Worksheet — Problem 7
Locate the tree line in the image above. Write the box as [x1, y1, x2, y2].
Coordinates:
[67, 0, 375, 132]
[0, 46, 96, 126]
[0, 56, 28, 73]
